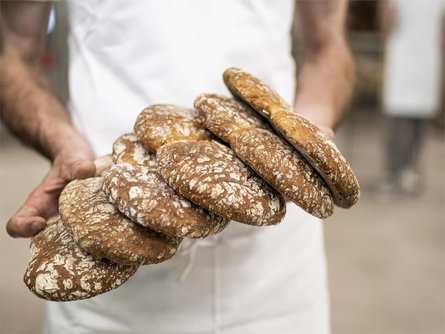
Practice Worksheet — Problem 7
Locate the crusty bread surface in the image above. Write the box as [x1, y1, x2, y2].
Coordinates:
[195, 93, 334, 218]
[223, 67, 360, 208]
[134, 104, 211, 153]
[59, 177, 181, 265]
[157, 140, 286, 226]
[24, 216, 139, 302]
[103, 163, 229, 238]
[113, 133, 157, 169]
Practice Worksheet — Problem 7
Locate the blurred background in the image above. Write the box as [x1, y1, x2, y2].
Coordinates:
[1, 1, 444, 333]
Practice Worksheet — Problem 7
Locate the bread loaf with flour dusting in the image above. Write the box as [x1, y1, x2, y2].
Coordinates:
[223, 67, 360, 208]
[195, 93, 334, 218]
[103, 163, 229, 238]
[59, 177, 181, 265]
[134, 103, 286, 225]
[24, 216, 139, 301]
[157, 140, 285, 226]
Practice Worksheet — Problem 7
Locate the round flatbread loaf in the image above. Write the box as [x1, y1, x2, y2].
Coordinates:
[194, 93, 269, 142]
[94, 154, 113, 177]
[103, 163, 229, 238]
[231, 128, 334, 218]
[195, 94, 334, 218]
[223, 67, 360, 208]
[134, 104, 211, 153]
[59, 177, 181, 265]
[157, 140, 286, 226]
[24, 216, 138, 302]
[113, 133, 157, 168]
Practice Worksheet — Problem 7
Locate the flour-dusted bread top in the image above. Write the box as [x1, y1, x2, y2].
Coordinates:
[59, 177, 181, 265]
[113, 133, 157, 169]
[157, 140, 286, 226]
[134, 104, 211, 153]
[195, 94, 334, 218]
[194, 94, 269, 142]
[223, 67, 360, 208]
[231, 128, 334, 218]
[103, 164, 229, 238]
[24, 216, 138, 302]
[94, 154, 113, 177]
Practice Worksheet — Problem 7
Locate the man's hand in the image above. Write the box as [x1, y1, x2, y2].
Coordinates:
[7, 143, 95, 238]
[1, 1, 97, 237]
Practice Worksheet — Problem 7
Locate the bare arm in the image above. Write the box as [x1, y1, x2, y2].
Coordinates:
[294, 0, 355, 138]
[0, 1, 95, 237]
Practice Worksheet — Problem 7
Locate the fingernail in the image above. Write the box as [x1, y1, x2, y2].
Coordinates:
[31, 222, 44, 232]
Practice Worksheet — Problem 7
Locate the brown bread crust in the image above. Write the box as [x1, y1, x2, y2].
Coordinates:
[223, 67, 360, 208]
[113, 133, 157, 168]
[59, 177, 181, 265]
[94, 154, 113, 177]
[134, 104, 211, 153]
[102, 163, 229, 238]
[195, 94, 334, 218]
[194, 94, 269, 142]
[24, 216, 139, 302]
[231, 128, 334, 218]
[157, 140, 286, 226]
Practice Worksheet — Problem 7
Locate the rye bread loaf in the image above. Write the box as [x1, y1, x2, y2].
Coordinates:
[134, 104, 211, 153]
[113, 133, 157, 168]
[103, 163, 229, 238]
[24, 216, 138, 302]
[59, 177, 181, 265]
[157, 140, 286, 226]
[195, 94, 334, 218]
[223, 67, 360, 208]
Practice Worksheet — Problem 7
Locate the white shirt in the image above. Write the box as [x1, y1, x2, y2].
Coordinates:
[45, 1, 330, 333]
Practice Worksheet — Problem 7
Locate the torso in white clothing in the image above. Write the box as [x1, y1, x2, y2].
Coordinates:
[67, 0, 296, 156]
[45, 1, 330, 333]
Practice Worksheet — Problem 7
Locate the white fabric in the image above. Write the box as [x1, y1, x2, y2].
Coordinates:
[45, 0, 330, 332]
[383, 0, 445, 118]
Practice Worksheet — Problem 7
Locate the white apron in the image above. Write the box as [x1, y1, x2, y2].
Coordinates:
[45, 1, 330, 332]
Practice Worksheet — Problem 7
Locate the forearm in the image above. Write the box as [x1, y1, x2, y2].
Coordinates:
[294, 0, 355, 131]
[294, 41, 355, 130]
[0, 55, 91, 160]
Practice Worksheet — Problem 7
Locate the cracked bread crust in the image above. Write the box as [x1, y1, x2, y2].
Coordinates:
[94, 154, 113, 177]
[59, 177, 181, 265]
[102, 163, 229, 238]
[113, 133, 157, 169]
[24, 216, 139, 302]
[223, 67, 360, 208]
[195, 93, 334, 218]
[194, 94, 269, 142]
[156, 140, 286, 226]
[134, 104, 211, 153]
